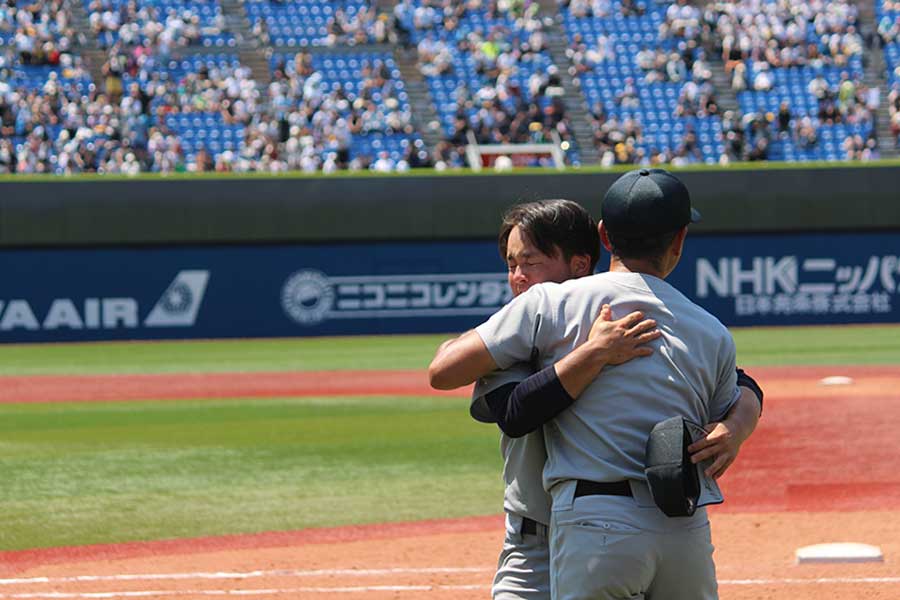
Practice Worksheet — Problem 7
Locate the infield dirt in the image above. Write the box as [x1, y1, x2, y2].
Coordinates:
[1, 365, 898, 599]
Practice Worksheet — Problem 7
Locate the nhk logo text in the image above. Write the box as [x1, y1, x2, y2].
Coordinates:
[281, 270, 512, 326]
[0, 271, 209, 331]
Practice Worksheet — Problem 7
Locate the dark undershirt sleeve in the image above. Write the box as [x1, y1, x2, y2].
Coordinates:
[736, 367, 764, 416]
[483, 366, 576, 438]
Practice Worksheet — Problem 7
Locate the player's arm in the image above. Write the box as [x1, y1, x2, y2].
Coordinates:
[688, 368, 763, 479]
[430, 285, 552, 390]
[428, 330, 499, 390]
[484, 305, 661, 438]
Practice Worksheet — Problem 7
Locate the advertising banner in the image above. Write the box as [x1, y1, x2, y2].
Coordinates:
[1, 232, 897, 343]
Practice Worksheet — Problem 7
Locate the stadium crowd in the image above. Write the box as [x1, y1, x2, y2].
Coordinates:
[1, 0, 896, 174]
[414, 0, 576, 165]
[88, 2, 212, 51]
[0, 0, 85, 63]
[702, 0, 863, 74]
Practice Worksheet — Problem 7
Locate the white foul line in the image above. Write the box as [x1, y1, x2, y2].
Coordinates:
[1, 569, 899, 599]
[3, 580, 900, 599]
[0, 568, 493, 586]
[721, 577, 900, 585]
[0, 585, 490, 598]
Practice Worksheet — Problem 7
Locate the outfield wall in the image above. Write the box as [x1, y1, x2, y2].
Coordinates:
[1, 232, 899, 342]
[2, 166, 899, 341]
[2, 164, 900, 246]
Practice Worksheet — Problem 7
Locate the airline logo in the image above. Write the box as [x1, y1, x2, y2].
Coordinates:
[0, 270, 210, 331]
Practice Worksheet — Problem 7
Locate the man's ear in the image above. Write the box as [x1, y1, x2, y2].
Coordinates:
[671, 226, 688, 259]
[598, 220, 613, 252]
[570, 253, 592, 277]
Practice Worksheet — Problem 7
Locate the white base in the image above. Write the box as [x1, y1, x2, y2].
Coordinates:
[819, 376, 854, 386]
[796, 543, 883, 564]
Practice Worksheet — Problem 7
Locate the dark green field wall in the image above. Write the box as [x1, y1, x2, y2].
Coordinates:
[1, 165, 899, 247]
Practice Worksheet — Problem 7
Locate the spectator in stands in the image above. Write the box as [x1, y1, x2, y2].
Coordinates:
[665, 51, 687, 82]
[730, 61, 747, 91]
[794, 116, 819, 149]
[663, 0, 701, 42]
[102, 51, 124, 102]
[675, 80, 718, 117]
[251, 18, 270, 47]
[567, 33, 594, 75]
[889, 84, 900, 147]
[565, 31, 612, 75]
[865, 83, 881, 118]
[639, 48, 667, 83]
[594, 115, 641, 159]
[747, 137, 769, 161]
[417, 34, 454, 76]
[592, 34, 615, 64]
[615, 77, 640, 108]
[635, 45, 655, 71]
[809, 73, 833, 102]
[837, 72, 856, 113]
[392, 0, 414, 48]
[404, 138, 432, 168]
[842, 133, 878, 161]
[432, 139, 465, 170]
[877, 15, 900, 46]
[619, 0, 644, 17]
[323, 5, 378, 47]
[751, 61, 773, 91]
[560, 0, 595, 18]
[691, 49, 712, 81]
[0, 138, 15, 173]
[819, 99, 841, 124]
[88, 0, 222, 52]
[648, 146, 672, 165]
[589, 100, 607, 129]
[371, 150, 395, 172]
[777, 101, 792, 136]
[703, 0, 860, 70]
[146, 128, 184, 173]
[744, 112, 771, 161]
[678, 127, 703, 162]
[6, 0, 82, 65]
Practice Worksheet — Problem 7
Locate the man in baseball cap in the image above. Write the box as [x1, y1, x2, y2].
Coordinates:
[429, 168, 761, 599]
[601, 168, 702, 237]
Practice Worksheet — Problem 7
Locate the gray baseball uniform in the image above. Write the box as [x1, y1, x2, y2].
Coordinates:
[473, 366, 552, 600]
[476, 270, 740, 600]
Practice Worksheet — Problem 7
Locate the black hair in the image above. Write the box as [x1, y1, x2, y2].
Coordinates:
[605, 229, 680, 271]
[498, 199, 600, 270]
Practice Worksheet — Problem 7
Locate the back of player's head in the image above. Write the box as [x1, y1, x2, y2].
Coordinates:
[601, 168, 701, 265]
[499, 199, 600, 271]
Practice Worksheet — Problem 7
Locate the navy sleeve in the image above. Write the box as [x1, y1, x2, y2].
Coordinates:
[484, 366, 576, 438]
[736, 367, 764, 415]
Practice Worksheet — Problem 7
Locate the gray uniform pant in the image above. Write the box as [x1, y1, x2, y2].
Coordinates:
[493, 512, 552, 600]
[549, 481, 717, 600]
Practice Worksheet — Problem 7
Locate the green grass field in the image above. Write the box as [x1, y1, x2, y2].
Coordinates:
[2, 325, 899, 551]
[0, 396, 500, 551]
[1, 324, 900, 376]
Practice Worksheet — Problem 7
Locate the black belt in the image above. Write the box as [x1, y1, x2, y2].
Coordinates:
[574, 480, 633, 498]
[521, 517, 540, 535]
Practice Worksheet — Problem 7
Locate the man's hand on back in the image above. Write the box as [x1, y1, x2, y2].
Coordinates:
[587, 304, 662, 365]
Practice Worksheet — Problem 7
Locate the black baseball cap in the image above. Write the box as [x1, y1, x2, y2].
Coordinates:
[602, 168, 701, 237]
[644, 416, 724, 517]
